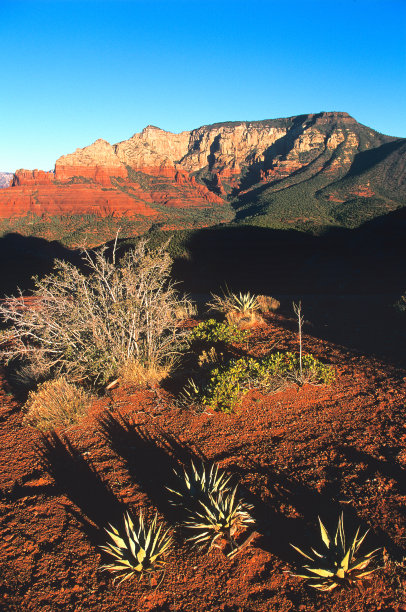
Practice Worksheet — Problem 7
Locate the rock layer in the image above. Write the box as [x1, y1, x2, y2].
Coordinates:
[1, 112, 403, 228]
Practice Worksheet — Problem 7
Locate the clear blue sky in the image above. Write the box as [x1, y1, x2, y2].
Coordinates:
[0, 0, 405, 171]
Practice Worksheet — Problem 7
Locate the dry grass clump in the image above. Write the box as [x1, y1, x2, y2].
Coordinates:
[119, 357, 171, 388]
[23, 377, 93, 432]
[256, 294, 280, 314]
[0, 239, 191, 389]
[225, 309, 265, 329]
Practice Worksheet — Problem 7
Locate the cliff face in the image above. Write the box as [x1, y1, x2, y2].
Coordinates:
[1, 112, 404, 230]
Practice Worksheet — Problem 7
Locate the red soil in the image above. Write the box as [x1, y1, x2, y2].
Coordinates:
[1, 316, 405, 611]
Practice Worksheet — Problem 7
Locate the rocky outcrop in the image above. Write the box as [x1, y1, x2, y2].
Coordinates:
[1, 112, 402, 228]
[55, 139, 128, 185]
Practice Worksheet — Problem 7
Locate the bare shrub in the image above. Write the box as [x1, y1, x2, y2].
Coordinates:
[24, 377, 92, 431]
[0, 240, 191, 388]
[8, 357, 49, 391]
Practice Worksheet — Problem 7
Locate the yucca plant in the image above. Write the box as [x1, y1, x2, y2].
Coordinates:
[229, 291, 260, 313]
[291, 513, 380, 591]
[100, 511, 172, 584]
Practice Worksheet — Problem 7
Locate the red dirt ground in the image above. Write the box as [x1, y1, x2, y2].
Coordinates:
[1, 316, 405, 611]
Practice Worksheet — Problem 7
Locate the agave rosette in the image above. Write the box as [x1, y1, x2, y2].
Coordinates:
[168, 461, 233, 507]
[230, 291, 260, 313]
[291, 513, 380, 591]
[169, 461, 254, 552]
[184, 485, 254, 550]
[100, 511, 172, 584]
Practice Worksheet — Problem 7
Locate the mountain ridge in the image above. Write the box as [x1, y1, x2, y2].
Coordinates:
[0, 111, 405, 237]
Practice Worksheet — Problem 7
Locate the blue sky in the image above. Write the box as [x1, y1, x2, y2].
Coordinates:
[0, 0, 405, 171]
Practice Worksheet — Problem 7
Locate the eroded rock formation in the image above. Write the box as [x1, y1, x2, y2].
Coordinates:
[1, 112, 402, 227]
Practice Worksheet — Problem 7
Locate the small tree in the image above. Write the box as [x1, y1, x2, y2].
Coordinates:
[0, 240, 191, 388]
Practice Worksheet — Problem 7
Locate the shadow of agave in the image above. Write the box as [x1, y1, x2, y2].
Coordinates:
[98, 412, 204, 524]
[38, 432, 124, 544]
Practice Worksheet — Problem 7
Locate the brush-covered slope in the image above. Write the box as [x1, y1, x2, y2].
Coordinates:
[0, 112, 405, 238]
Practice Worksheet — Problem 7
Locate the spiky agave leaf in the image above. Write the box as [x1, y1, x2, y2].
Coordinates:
[100, 511, 172, 583]
[168, 461, 233, 508]
[209, 289, 259, 314]
[184, 485, 254, 550]
[290, 513, 380, 591]
[230, 292, 260, 313]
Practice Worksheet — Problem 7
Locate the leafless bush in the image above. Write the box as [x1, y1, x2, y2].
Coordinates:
[0, 240, 191, 388]
[23, 377, 92, 431]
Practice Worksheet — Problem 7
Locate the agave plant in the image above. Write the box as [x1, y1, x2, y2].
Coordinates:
[209, 289, 260, 314]
[230, 291, 260, 313]
[100, 511, 172, 584]
[291, 513, 380, 591]
[185, 485, 255, 552]
[169, 461, 254, 554]
[168, 461, 233, 506]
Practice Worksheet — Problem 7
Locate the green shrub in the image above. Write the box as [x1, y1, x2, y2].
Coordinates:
[189, 319, 250, 345]
[200, 352, 335, 413]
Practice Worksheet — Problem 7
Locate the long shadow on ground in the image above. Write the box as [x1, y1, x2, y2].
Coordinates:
[38, 432, 124, 544]
[98, 413, 205, 524]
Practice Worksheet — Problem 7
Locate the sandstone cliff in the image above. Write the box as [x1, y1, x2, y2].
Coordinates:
[1, 112, 404, 231]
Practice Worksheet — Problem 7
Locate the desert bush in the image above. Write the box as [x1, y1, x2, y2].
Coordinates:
[189, 319, 249, 345]
[8, 357, 49, 391]
[291, 513, 380, 591]
[198, 352, 335, 413]
[0, 240, 191, 388]
[23, 377, 92, 431]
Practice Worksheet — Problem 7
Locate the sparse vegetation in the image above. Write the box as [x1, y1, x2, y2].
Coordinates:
[256, 294, 280, 314]
[291, 513, 380, 591]
[394, 292, 406, 313]
[189, 319, 250, 345]
[0, 240, 191, 389]
[101, 511, 172, 583]
[189, 352, 335, 413]
[23, 377, 92, 431]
